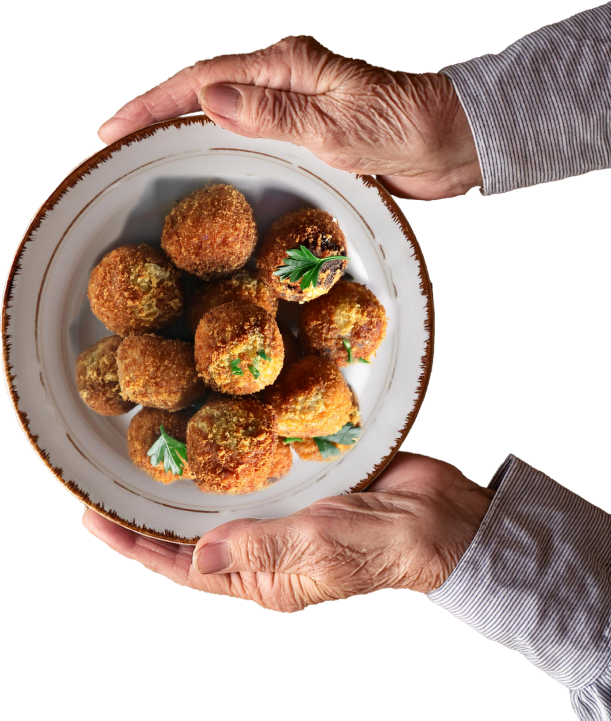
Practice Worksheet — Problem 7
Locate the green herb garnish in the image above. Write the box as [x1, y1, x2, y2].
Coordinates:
[147, 425, 187, 476]
[342, 338, 353, 364]
[312, 423, 361, 460]
[229, 358, 243, 376]
[358, 358, 371, 364]
[274, 244, 349, 290]
[249, 363, 260, 379]
[283, 437, 303, 444]
[257, 350, 272, 362]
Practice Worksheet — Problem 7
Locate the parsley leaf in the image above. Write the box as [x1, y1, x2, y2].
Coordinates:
[147, 425, 187, 477]
[257, 350, 272, 362]
[358, 358, 371, 364]
[249, 363, 260, 379]
[342, 338, 353, 364]
[283, 437, 303, 444]
[311, 423, 361, 460]
[273, 243, 350, 290]
[229, 358, 243, 376]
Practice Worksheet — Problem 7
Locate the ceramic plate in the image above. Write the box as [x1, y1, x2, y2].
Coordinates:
[3, 116, 433, 543]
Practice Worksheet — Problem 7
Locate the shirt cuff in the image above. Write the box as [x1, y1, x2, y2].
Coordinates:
[428, 455, 611, 690]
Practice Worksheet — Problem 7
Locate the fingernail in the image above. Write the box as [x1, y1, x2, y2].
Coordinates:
[194, 541, 232, 574]
[200, 84, 240, 119]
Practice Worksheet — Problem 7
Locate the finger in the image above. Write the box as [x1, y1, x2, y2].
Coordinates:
[82, 509, 196, 586]
[97, 65, 205, 144]
[193, 516, 319, 576]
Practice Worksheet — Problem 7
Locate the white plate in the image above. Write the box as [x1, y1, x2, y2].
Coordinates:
[3, 116, 434, 543]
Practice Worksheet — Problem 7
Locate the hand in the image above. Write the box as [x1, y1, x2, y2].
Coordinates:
[97, 36, 482, 200]
[83, 452, 493, 612]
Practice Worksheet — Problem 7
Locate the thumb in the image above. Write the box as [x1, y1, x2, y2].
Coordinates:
[192, 517, 316, 576]
[199, 83, 328, 146]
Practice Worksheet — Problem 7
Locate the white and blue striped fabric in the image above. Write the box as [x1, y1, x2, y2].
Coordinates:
[441, 3, 611, 195]
[429, 456, 611, 719]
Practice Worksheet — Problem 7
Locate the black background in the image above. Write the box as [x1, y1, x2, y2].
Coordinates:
[5, 8, 609, 720]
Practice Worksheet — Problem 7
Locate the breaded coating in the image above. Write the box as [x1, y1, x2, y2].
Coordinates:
[257, 208, 348, 303]
[264, 355, 352, 437]
[187, 269, 278, 334]
[127, 408, 195, 483]
[267, 438, 293, 483]
[117, 335, 206, 411]
[194, 302, 284, 395]
[187, 397, 278, 494]
[161, 184, 257, 280]
[75, 335, 135, 415]
[293, 393, 362, 461]
[87, 244, 183, 336]
[299, 281, 387, 366]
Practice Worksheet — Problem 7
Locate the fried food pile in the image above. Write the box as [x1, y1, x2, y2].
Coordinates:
[76, 183, 387, 495]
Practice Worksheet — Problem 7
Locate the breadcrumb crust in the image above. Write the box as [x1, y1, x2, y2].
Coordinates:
[187, 397, 278, 494]
[127, 407, 195, 483]
[161, 184, 257, 280]
[87, 244, 183, 336]
[116, 334, 206, 411]
[257, 208, 348, 303]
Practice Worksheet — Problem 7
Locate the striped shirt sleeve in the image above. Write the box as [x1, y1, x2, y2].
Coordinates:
[428, 455, 611, 719]
[440, 3, 611, 195]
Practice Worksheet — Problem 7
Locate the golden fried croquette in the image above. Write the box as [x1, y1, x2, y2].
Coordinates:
[257, 208, 348, 303]
[293, 392, 361, 461]
[116, 334, 206, 411]
[194, 302, 283, 395]
[75, 335, 135, 415]
[187, 397, 278, 494]
[87, 244, 183, 336]
[127, 407, 195, 483]
[161, 184, 257, 280]
[298, 281, 387, 366]
[267, 438, 293, 483]
[187, 269, 278, 334]
[264, 355, 352, 437]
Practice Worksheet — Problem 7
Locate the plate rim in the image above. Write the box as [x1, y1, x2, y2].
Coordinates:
[2, 114, 435, 544]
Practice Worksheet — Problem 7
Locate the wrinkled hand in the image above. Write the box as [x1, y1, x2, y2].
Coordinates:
[83, 453, 493, 612]
[98, 36, 481, 200]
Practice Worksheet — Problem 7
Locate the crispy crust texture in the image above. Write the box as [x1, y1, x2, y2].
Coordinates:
[127, 407, 195, 483]
[298, 281, 387, 366]
[257, 208, 348, 303]
[293, 394, 361, 461]
[116, 334, 206, 411]
[75, 335, 135, 415]
[161, 184, 257, 280]
[194, 302, 284, 395]
[264, 355, 352, 437]
[87, 244, 183, 336]
[267, 438, 293, 483]
[187, 269, 278, 334]
[187, 397, 278, 494]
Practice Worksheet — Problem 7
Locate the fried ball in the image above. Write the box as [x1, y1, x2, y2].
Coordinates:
[87, 244, 183, 336]
[257, 208, 348, 303]
[75, 335, 135, 415]
[298, 281, 387, 366]
[267, 438, 293, 483]
[293, 393, 362, 461]
[194, 302, 284, 395]
[264, 355, 352, 437]
[116, 335, 206, 411]
[187, 397, 278, 494]
[161, 184, 257, 280]
[187, 269, 278, 334]
[127, 407, 195, 483]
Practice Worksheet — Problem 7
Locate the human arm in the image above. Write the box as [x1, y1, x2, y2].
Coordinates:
[440, 2, 611, 194]
[429, 455, 611, 720]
